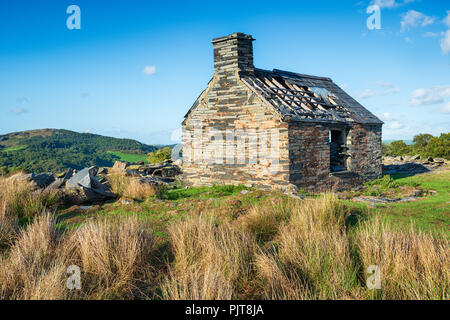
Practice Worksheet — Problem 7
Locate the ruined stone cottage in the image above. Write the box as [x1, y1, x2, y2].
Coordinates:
[182, 32, 383, 191]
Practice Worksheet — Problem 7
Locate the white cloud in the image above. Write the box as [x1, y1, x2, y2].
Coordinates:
[142, 65, 157, 75]
[386, 121, 404, 130]
[372, 0, 416, 9]
[409, 85, 450, 107]
[441, 30, 450, 54]
[440, 102, 450, 114]
[444, 11, 450, 28]
[359, 89, 375, 99]
[11, 108, 28, 115]
[401, 10, 435, 32]
[378, 112, 396, 121]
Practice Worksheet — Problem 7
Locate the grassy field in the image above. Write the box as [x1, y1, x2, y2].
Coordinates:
[107, 151, 149, 163]
[345, 170, 450, 238]
[2, 146, 27, 153]
[0, 170, 448, 300]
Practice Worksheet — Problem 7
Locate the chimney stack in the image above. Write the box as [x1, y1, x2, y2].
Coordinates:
[211, 32, 255, 76]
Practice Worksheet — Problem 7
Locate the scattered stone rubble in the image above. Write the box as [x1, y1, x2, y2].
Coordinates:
[7, 160, 183, 204]
[383, 155, 448, 175]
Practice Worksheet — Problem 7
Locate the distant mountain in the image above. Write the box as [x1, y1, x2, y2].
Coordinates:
[0, 129, 160, 173]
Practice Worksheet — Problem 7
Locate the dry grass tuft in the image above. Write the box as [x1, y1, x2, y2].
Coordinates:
[0, 176, 59, 219]
[161, 215, 257, 300]
[72, 215, 155, 299]
[354, 217, 450, 300]
[107, 173, 160, 200]
[0, 214, 68, 300]
[255, 194, 359, 299]
[0, 213, 155, 300]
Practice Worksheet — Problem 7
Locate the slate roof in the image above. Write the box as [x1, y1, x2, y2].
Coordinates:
[240, 68, 383, 125]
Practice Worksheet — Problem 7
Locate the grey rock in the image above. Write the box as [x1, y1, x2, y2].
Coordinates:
[67, 166, 98, 188]
[111, 161, 130, 173]
[48, 178, 65, 189]
[11, 173, 56, 188]
[97, 167, 108, 175]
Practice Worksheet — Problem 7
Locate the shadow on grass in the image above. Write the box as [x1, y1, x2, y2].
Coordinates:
[382, 163, 430, 179]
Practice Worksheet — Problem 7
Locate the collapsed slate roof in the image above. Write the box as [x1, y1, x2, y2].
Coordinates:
[240, 68, 383, 125]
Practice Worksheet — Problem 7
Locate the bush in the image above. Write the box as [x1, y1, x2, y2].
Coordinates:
[147, 147, 172, 164]
[384, 133, 449, 159]
[106, 173, 160, 200]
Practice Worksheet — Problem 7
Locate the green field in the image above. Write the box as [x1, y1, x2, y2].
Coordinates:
[107, 151, 149, 163]
[346, 170, 450, 238]
[2, 146, 27, 153]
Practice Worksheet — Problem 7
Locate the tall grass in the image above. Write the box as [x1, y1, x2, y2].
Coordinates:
[0, 214, 67, 299]
[354, 217, 449, 300]
[72, 216, 155, 299]
[107, 173, 160, 200]
[0, 175, 59, 219]
[254, 194, 360, 299]
[161, 215, 257, 300]
[0, 179, 448, 300]
[0, 214, 155, 300]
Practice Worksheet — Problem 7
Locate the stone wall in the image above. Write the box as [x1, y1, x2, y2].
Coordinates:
[182, 73, 290, 188]
[288, 122, 382, 191]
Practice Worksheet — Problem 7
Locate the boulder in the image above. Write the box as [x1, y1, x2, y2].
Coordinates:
[152, 165, 181, 179]
[10, 173, 55, 188]
[65, 166, 115, 203]
[111, 161, 130, 173]
[433, 158, 446, 164]
[67, 167, 99, 188]
[63, 186, 115, 204]
[47, 169, 74, 190]
[97, 167, 108, 175]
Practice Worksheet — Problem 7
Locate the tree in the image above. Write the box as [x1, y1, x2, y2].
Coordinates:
[147, 147, 172, 164]
[387, 140, 411, 156]
[413, 134, 433, 150]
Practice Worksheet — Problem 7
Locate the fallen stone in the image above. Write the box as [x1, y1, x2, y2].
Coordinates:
[67, 167, 98, 188]
[10, 173, 56, 188]
[111, 161, 130, 173]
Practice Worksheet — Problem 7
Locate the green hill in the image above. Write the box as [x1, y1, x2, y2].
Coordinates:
[0, 129, 159, 173]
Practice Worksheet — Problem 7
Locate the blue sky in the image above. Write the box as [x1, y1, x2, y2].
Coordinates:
[1, 0, 449, 144]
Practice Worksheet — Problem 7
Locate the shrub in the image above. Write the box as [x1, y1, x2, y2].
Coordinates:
[146, 147, 172, 164]
[106, 173, 160, 200]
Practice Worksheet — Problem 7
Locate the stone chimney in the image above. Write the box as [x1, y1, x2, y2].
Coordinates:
[211, 32, 255, 76]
